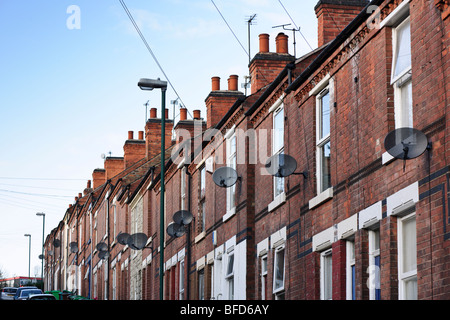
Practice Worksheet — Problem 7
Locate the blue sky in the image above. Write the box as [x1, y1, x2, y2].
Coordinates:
[0, 0, 317, 279]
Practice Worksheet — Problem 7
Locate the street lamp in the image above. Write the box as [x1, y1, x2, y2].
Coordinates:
[138, 77, 167, 301]
[36, 212, 45, 283]
[24, 234, 31, 279]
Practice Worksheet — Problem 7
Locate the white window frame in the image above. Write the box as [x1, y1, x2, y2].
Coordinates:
[198, 268, 205, 300]
[391, 16, 412, 129]
[398, 212, 417, 300]
[272, 104, 285, 199]
[346, 240, 356, 300]
[225, 252, 235, 300]
[226, 133, 237, 215]
[273, 245, 285, 299]
[261, 255, 268, 300]
[316, 87, 331, 195]
[181, 167, 186, 210]
[368, 229, 381, 300]
[320, 249, 333, 300]
[179, 259, 185, 300]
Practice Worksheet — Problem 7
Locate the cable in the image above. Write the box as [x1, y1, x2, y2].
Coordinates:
[0, 188, 73, 199]
[210, 0, 250, 59]
[0, 177, 85, 181]
[119, 0, 192, 118]
[277, 0, 314, 51]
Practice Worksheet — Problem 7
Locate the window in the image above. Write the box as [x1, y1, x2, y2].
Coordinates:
[200, 166, 206, 199]
[227, 134, 237, 212]
[261, 255, 268, 300]
[321, 249, 332, 300]
[199, 166, 206, 233]
[273, 247, 285, 299]
[398, 213, 417, 300]
[273, 106, 285, 198]
[181, 167, 186, 210]
[368, 229, 381, 300]
[112, 266, 117, 300]
[392, 17, 412, 128]
[346, 241, 356, 300]
[225, 253, 234, 300]
[179, 260, 185, 300]
[112, 203, 117, 241]
[198, 269, 205, 300]
[316, 88, 331, 193]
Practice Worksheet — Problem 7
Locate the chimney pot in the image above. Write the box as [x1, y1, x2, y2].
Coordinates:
[78, 192, 82, 198]
[128, 131, 134, 140]
[87, 180, 91, 188]
[193, 110, 201, 119]
[138, 131, 144, 140]
[211, 76, 220, 91]
[150, 108, 157, 118]
[180, 107, 187, 121]
[259, 33, 270, 53]
[228, 75, 238, 91]
[275, 32, 289, 54]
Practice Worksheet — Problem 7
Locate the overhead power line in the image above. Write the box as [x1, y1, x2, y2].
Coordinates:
[119, 0, 191, 118]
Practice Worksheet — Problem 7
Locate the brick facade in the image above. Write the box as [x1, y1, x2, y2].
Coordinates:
[43, 0, 450, 300]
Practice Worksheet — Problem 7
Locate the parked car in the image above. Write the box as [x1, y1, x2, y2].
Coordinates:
[1, 287, 17, 300]
[27, 293, 56, 300]
[13, 287, 41, 300]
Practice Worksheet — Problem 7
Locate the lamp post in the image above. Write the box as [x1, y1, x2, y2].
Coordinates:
[138, 77, 167, 301]
[36, 212, 45, 284]
[24, 234, 31, 279]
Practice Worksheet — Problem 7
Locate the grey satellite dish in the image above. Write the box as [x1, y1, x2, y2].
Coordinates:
[384, 127, 428, 160]
[116, 232, 131, 245]
[48, 250, 53, 256]
[69, 242, 78, 253]
[265, 154, 307, 178]
[127, 233, 148, 250]
[53, 239, 61, 247]
[212, 166, 239, 188]
[38, 254, 44, 260]
[96, 242, 108, 252]
[173, 210, 193, 226]
[167, 222, 186, 238]
[98, 250, 110, 260]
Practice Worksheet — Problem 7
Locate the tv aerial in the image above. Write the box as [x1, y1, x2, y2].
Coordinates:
[265, 154, 307, 178]
[273, 23, 300, 58]
[212, 166, 240, 188]
[167, 210, 193, 238]
[384, 127, 430, 171]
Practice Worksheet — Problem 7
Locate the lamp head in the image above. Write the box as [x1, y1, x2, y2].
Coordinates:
[138, 78, 167, 90]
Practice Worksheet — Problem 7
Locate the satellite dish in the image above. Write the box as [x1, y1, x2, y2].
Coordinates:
[265, 154, 307, 178]
[127, 233, 148, 250]
[212, 166, 239, 188]
[48, 250, 53, 256]
[53, 239, 61, 248]
[69, 242, 78, 253]
[116, 232, 131, 245]
[98, 250, 110, 260]
[96, 242, 108, 252]
[38, 254, 44, 260]
[167, 222, 186, 238]
[173, 210, 193, 226]
[384, 127, 428, 160]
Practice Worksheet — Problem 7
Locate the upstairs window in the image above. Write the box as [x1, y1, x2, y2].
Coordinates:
[391, 17, 412, 128]
[316, 87, 331, 193]
[273, 105, 285, 198]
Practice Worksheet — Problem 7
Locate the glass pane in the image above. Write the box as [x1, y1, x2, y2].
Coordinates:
[393, 20, 411, 79]
[351, 265, 356, 300]
[324, 253, 332, 300]
[320, 141, 331, 192]
[274, 250, 285, 290]
[320, 91, 330, 140]
[400, 79, 413, 127]
[404, 276, 417, 300]
[273, 108, 284, 153]
[375, 255, 381, 300]
[200, 167, 205, 198]
[402, 216, 417, 274]
[227, 254, 234, 276]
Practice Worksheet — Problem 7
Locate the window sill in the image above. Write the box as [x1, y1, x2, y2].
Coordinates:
[309, 187, 333, 209]
[382, 151, 395, 165]
[223, 207, 236, 222]
[195, 231, 205, 244]
[268, 192, 286, 212]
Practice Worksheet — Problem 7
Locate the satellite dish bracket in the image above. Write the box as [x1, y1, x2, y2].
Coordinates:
[292, 171, 308, 178]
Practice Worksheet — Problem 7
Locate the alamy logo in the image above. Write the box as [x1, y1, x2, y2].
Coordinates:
[66, 5, 81, 30]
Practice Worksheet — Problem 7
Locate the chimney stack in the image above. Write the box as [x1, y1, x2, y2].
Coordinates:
[315, 0, 368, 47]
[205, 75, 244, 128]
[249, 33, 295, 94]
[145, 110, 174, 160]
[104, 156, 124, 180]
[124, 130, 146, 169]
[92, 168, 106, 190]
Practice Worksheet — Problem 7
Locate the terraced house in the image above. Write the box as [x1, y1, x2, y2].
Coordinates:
[43, 0, 450, 300]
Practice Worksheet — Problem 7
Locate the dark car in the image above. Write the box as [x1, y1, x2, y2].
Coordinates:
[27, 293, 56, 300]
[13, 286, 40, 300]
[1, 287, 17, 300]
